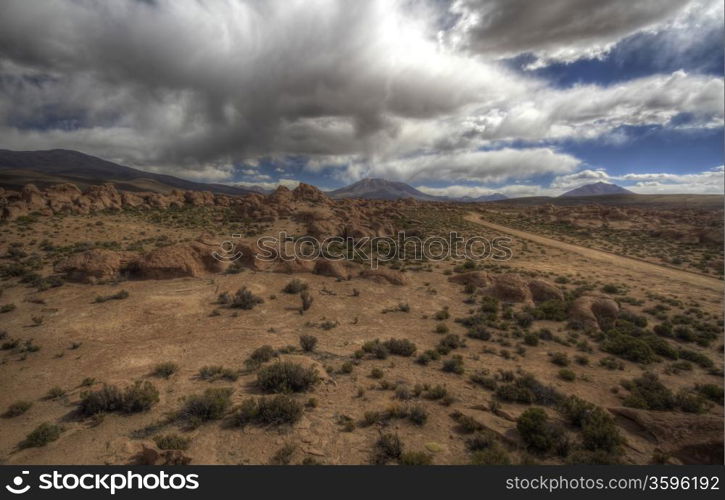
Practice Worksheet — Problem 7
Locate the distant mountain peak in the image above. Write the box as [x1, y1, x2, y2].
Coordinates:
[560, 182, 633, 197]
[328, 178, 439, 201]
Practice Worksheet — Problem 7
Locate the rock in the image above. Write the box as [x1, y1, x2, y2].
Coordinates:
[358, 268, 408, 286]
[45, 183, 83, 213]
[269, 256, 315, 274]
[136, 445, 161, 465]
[314, 259, 352, 280]
[569, 295, 619, 330]
[55, 249, 128, 283]
[448, 271, 490, 288]
[292, 183, 331, 204]
[21, 184, 48, 210]
[85, 183, 123, 211]
[609, 407, 723, 465]
[162, 450, 192, 465]
[184, 190, 215, 207]
[489, 273, 532, 303]
[528, 279, 564, 303]
[135, 240, 226, 279]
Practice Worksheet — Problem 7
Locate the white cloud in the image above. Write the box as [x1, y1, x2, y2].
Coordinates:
[549, 165, 724, 195]
[230, 178, 301, 191]
[447, 0, 722, 68]
[335, 147, 581, 184]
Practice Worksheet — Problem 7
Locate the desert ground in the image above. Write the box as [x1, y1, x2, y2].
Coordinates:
[0, 183, 723, 465]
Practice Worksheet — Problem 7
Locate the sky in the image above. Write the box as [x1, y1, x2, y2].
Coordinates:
[0, 0, 723, 197]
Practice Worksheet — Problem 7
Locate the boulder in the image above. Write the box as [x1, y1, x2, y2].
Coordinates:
[569, 295, 619, 330]
[55, 248, 129, 283]
[314, 259, 353, 279]
[488, 273, 532, 303]
[528, 279, 564, 304]
[448, 271, 491, 288]
[358, 268, 408, 286]
[135, 241, 226, 279]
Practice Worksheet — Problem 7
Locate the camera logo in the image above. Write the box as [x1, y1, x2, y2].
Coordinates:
[5, 470, 31, 494]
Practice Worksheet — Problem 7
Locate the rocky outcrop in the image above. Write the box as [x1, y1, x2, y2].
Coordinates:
[489, 273, 532, 303]
[0, 182, 245, 220]
[448, 271, 491, 288]
[528, 279, 564, 303]
[55, 249, 132, 284]
[134, 240, 227, 279]
[569, 295, 619, 330]
[609, 407, 723, 465]
[314, 259, 356, 280]
[358, 268, 408, 286]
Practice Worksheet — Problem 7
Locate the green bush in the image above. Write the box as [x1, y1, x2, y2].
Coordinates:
[451, 411, 484, 433]
[437, 334, 464, 354]
[257, 362, 319, 393]
[154, 433, 191, 450]
[523, 332, 539, 346]
[382, 338, 417, 357]
[517, 407, 568, 455]
[3, 400, 32, 418]
[152, 362, 178, 379]
[622, 373, 675, 411]
[230, 287, 264, 309]
[495, 374, 562, 406]
[581, 408, 624, 453]
[470, 371, 497, 391]
[249, 345, 277, 363]
[558, 368, 576, 381]
[434, 323, 449, 334]
[466, 430, 496, 451]
[234, 395, 303, 426]
[21, 422, 63, 448]
[602, 334, 656, 364]
[79, 382, 159, 416]
[675, 390, 709, 414]
[442, 355, 464, 374]
[695, 384, 724, 404]
[408, 405, 428, 426]
[198, 365, 239, 381]
[362, 339, 389, 359]
[550, 352, 569, 366]
[299, 335, 318, 352]
[533, 300, 568, 321]
[373, 433, 403, 464]
[179, 387, 233, 423]
[422, 385, 448, 400]
[677, 348, 713, 368]
[466, 325, 491, 340]
[416, 349, 441, 365]
[282, 279, 307, 294]
[120, 381, 160, 413]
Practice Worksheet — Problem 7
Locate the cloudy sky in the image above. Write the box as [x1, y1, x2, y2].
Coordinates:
[0, 0, 723, 197]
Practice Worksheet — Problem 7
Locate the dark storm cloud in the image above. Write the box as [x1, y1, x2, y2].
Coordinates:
[448, 0, 690, 63]
[0, 0, 721, 185]
[0, 1, 504, 167]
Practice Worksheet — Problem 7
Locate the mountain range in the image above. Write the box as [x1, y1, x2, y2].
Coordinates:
[0, 149, 643, 202]
[0, 149, 260, 196]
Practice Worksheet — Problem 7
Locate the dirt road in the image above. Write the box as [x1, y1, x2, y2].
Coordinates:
[465, 212, 724, 293]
